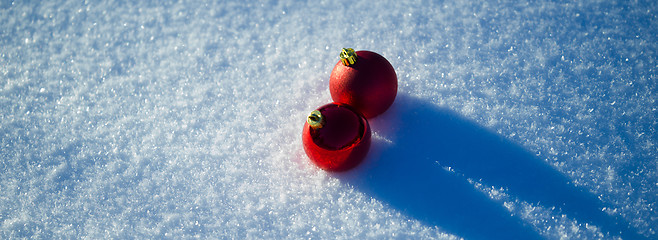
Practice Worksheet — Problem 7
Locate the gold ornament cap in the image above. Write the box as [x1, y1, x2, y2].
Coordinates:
[307, 110, 325, 129]
[340, 48, 358, 66]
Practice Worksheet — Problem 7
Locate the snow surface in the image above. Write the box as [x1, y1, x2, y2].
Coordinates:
[1, 0, 656, 239]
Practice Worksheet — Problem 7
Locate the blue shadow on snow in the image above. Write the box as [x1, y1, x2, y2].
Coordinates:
[336, 94, 644, 240]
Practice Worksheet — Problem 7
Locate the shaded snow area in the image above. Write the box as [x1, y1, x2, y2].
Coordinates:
[1, 0, 656, 239]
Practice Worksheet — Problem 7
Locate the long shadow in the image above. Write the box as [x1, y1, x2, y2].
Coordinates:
[337, 94, 644, 240]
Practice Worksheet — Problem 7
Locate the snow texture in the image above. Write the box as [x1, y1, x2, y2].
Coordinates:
[1, 0, 656, 239]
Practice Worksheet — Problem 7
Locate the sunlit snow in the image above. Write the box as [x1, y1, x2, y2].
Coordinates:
[1, 1, 656, 239]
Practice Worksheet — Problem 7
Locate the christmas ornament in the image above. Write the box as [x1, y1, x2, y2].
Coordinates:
[302, 103, 371, 171]
[330, 48, 398, 118]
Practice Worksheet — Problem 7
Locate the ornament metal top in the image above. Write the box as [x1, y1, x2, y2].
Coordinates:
[307, 110, 325, 129]
[340, 48, 358, 66]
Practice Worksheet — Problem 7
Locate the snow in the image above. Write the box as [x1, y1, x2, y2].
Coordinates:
[1, 0, 656, 239]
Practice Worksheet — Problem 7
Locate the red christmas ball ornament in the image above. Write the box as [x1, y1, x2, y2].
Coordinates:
[302, 103, 371, 171]
[330, 48, 398, 119]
